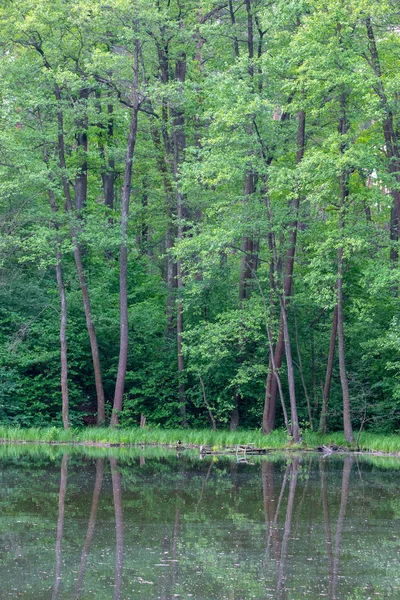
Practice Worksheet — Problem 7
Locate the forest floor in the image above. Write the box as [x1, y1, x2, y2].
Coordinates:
[0, 426, 399, 455]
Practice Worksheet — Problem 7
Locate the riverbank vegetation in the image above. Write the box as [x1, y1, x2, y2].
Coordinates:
[1, 0, 400, 440]
[1, 426, 400, 454]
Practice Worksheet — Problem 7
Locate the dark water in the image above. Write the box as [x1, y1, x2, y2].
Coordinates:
[0, 446, 399, 599]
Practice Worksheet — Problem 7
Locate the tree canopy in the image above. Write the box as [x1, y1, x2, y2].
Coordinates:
[0, 0, 399, 436]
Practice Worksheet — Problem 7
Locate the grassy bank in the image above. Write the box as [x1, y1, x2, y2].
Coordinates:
[0, 426, 399, 454]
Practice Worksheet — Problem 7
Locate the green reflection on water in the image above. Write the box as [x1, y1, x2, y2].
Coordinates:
[0, 446, 399, 599]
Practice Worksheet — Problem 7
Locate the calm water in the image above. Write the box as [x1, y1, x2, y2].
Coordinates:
[0, 447, 399, 599]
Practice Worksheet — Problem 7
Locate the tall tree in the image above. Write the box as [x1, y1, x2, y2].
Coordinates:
[111, 32, 141, 426]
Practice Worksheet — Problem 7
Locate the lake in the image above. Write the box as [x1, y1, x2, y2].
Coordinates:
[0, 446, 399, 599]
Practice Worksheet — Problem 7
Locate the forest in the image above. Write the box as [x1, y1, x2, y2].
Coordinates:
[0, 0, 400, 441]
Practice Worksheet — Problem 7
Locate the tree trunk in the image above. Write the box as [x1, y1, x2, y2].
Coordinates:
[57, 246, 69, 430]
[233, 0, 258, 427]
[228, 0, 239, 58]
[101, 103, 115, 210]
[280, 295, 300, 442]
[337, 94, 354, 444]
[337, 245, 353, 442]
[54, 85, 105, 424]
[199, 375, 216, 430]
[320, 306, 338, 434]
[43, 137, 70, 430]
[294, 307, 313, 430]
[263, 110, 306, 433]
[365, 18, 400, 273]
[111, 38, 140, 426]
[74, 87, 89, 212]
[171, 51, 187, 426]
[148, 118, 176, 337]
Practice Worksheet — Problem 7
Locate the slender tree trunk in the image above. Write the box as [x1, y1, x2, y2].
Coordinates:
[171, 52, 187, 425]
[337, 93, 354, 444]
[52, 454, 68, 600]
[337, 245, 353, 442]
[320, 306, 338, 434]
[111, 38, 140, 426]
[54, 85, 105, 424]
[56, 245, 69, 430]
[75, 459, 104, 599]
[101, 103, 115, 210]
[294, 307, 313, 429]
[233, 0, 258, 428]
[228, 0, 239, 58]
[148, 117, 176, 336]
[263, 110, 306, 433]
[366, 18, 400, 272]
[280, 296, 300, 442]
[42, 137, 70, 429]
[74, 87, 89, 212]
[199, 375, 216, 430]
[234, 173, 257, 429]
[261, 180, 291, 436]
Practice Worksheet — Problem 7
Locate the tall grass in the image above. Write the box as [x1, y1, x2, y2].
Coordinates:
[0, 425, 399, 453]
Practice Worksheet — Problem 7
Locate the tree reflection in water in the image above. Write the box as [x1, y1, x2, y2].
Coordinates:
[75, 458, 104, 599]
[39, 451, 394, 599]
[275, 458, 300, 599]
[331, 456, 353, 600]
[52, 453, 68, 600]
[110, 457, 124, 600]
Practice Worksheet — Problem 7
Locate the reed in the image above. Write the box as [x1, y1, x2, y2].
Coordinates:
[0, 426, 399, 453]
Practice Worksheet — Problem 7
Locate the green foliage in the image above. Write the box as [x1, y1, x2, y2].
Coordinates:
[0, 0, 400, 433]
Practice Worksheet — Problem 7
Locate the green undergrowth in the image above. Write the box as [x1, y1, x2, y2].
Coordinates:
[0, 426, 398, 454]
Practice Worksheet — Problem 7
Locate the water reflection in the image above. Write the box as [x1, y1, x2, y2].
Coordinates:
[110, 457, 124, 600]
[52, 453, 68, 600]
[75, 458, 104, 599]
[0, 449, 398, 599]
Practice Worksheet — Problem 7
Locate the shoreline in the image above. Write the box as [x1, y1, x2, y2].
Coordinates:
[0, 435, 399, 457]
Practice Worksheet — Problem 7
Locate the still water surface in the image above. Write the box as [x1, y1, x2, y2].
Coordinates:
[0, 446, 399, 599]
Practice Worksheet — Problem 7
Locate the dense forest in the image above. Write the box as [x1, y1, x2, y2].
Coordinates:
[1, 0, 400, 438]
